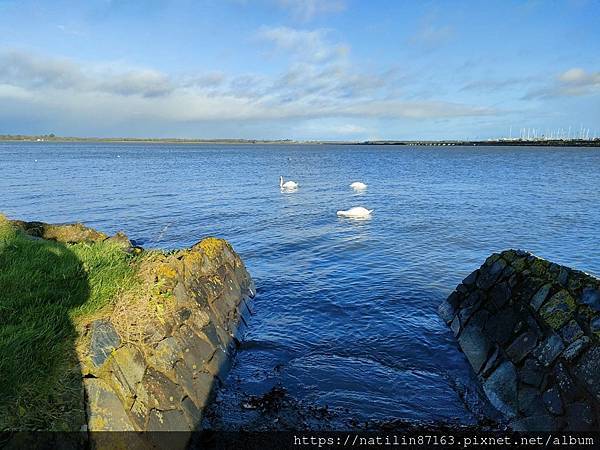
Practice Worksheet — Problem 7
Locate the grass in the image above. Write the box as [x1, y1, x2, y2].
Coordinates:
[0, 216, 139, 431]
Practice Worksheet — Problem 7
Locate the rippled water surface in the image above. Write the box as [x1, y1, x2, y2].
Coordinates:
[2, 142, 600, 427]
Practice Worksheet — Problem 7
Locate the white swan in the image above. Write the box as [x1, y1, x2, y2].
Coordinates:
[350, 181, 367, 190]
[337, 207, 373, 218]
[280, 176, 298, 190]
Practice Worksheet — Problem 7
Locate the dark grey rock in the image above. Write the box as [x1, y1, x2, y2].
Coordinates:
[480, 345, 501, 378]
[518, 386, 546, 416]
[506, 331, 538, 364]
[542, 387, 563, 415]
[447, 290, 461, 308]
[554, 363, 579, 403]
[458, 317, 493, 373]
[485, 307, 519, 345]
[483, 361, 519, 418]
[488, 282, 511, 310]
[438, 300, 455, 325]
[565, 402, 595, 431]
[559, 320, 584, 344]
[562, 336, 590, 363]
[580, 287, 600, 312]
[530, 284, 551, 311]
[521, 358, 545, 387]
[557, 267, 569, 287]
[89, 320, 121, 368]
[450, 315, 461, 337]
[181, 396, 202, 430]
[477, 259, 507, 290]
[462, 269, 479, 287]
[572, 347, 600, 401]
[510, 414, 559, 431]
[590, 316, 600, 334]
[533, 333, 565, 367]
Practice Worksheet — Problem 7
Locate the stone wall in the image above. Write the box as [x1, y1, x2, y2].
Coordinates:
[80, 238, 255, 434]
[439, 250, 600, 431]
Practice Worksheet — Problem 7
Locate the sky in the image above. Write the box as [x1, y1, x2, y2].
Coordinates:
[0, 0, 599, 140]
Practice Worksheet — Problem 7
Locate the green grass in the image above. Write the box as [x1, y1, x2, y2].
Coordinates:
[0, 218, 138, 430]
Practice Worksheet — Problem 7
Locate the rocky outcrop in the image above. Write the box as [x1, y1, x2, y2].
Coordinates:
[80, 237, 255, 434]
[439, 250, 600, 431]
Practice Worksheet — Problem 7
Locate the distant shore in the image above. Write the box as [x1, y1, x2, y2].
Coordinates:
[1, 134, 599, 147]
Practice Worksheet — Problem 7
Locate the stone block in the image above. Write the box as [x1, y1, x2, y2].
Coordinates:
[483, 361, 519, 418]
[89, 320, 121, 368]
[572, 347, 600, 402]
[85, 378, 135, 431]
[539, 290, 576, 330]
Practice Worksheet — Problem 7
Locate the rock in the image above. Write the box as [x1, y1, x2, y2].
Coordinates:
[484, 307, 519, 345]
[105, 231, 133, 250]
[580, 287, 600, 312]
[85, 378, 135, 431]
[437, 300, 455, 325]
[458, 314, 493, 373]
[510, 414, 559, 431]
[590, 316, 600, 335]
[147, 409, 190, 431]
[89, 320, 121, 368]
[530, 284, 551, 311]
[483, 362, 519, 418]
[554, 363, 579, 403]
[542, 387, 563, 415]
[462, 269, 479, 287]
[181, 396, 202, 430]
[571, 347, 600, 402]
[539, 290, 576, 330]
[506, 331, 538, 364]
[110, 345, 147, 407]
[141, 368, 182, 411]
[558, 267, 569, 287]
[477, 259, 507, 290]
[532, 333, 565, 367]
[521, 358, 545, 388]
[559, 320, 584, 344]
[488, 282, 511, 310]
[565, 402, 595, 431]
[562, 336, 590, 363]
[518, 386, 546, 416]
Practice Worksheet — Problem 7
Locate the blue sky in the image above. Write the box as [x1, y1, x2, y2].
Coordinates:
[0, 0, 598, 140]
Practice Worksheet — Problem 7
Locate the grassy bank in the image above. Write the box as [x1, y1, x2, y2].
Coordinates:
[0, 216, 139, 430]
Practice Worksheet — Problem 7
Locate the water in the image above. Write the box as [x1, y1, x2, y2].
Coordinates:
[2, 142, 600, 428]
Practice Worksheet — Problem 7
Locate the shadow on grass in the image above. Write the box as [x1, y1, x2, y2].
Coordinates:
[0, 224, 89, 431]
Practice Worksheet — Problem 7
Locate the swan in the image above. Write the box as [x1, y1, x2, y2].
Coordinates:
[350, 181, 367, 190]
[337, 207, 373, 218]
[280, 176, 298, 190]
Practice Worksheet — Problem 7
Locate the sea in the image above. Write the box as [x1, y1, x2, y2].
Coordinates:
[2, 142, 599, 428]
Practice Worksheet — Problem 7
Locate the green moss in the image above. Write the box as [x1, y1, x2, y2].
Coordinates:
[0, 218, 138, 431]
[539, 290, 577, 330]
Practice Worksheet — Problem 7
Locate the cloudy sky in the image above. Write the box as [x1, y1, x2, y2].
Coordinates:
[0, 0, 598, 140]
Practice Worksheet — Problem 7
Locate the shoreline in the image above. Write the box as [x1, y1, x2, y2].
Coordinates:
[1, 136, 599, 147]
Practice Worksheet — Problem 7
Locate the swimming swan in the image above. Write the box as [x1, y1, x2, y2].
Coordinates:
[336, 207, 373, 218]
[350, 181, 367, 190]
[280, 176, 298, 190]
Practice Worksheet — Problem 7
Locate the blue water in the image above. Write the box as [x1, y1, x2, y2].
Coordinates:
[2, 142, 600, 428]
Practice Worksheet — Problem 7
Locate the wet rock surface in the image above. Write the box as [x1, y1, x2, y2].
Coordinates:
[440, 250, 600, 431]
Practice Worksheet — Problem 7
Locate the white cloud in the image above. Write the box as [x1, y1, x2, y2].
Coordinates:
[0, 34, 497, 137]
[275, 0, 346, 21]
[525, 67, 600, 98]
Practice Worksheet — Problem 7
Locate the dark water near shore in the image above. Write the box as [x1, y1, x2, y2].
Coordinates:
[2, 142, 600, 428]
